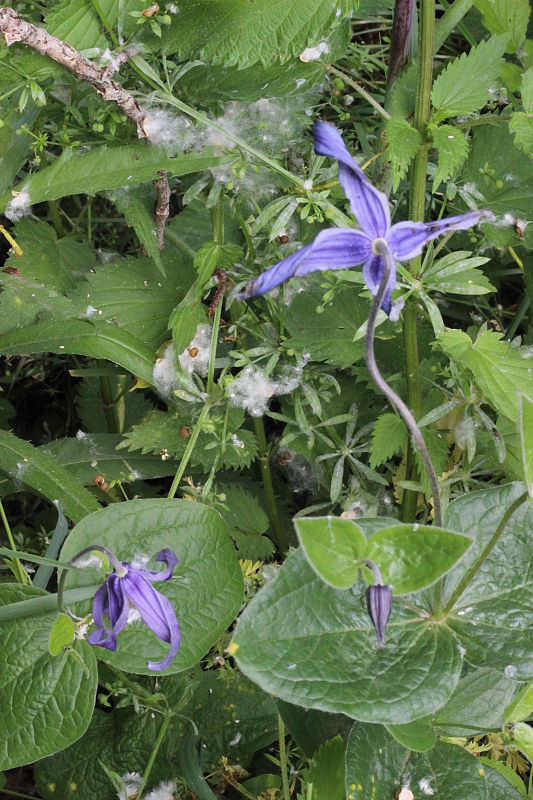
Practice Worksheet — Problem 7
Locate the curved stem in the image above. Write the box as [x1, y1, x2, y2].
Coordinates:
[442, 491, 527, 615]
[327, 65, 391, 120]
[57, 544, 124, 614]
[366, 239, 442, 527]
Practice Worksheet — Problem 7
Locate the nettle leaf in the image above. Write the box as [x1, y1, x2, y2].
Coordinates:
[285, 280, 369, 368]
[0, 584, 97, 771]
[170, 671, 278, 772]
[443, 483, 533, 677]
[34, 708, 168, 800]
[509, 112, 533, 158]
[345, 726, 524, 800]
[369, 412, 407, 468]
[219, 485, 274, 560]
[232, 548, 463, 723]
[302, 736, 345, 800]
[45, 0, 107, 49]
[110, 185, 164, 274]
[366, 524, 471, 594]
[519, 394, 533, 498]
[431, 35, 507, 118]
[431, 124, 469, 190]
[0, 319, 155, 385]
[295, 516, 366, 589]
[0, 429, 99, 522]
[424, 250, 494, 296]
[162, 0, 353, 68]
[385, 117, 421, 191]
[434, 667, 515, 736]
[475, 0, 530, 53]
[0, 146, 228, 211]
[68, 251, 194, 350]
[439, 327, 533, 423]
[61, 499, 243, 675]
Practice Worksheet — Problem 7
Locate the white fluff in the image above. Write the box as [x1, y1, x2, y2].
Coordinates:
[145, 780, 177, 800]
[5, 188, 31, 222]
[178, 324, 212, 377]
[299, 40, 329, 62]
[153, 343, 177, 397]
[228, 356, 309, 416]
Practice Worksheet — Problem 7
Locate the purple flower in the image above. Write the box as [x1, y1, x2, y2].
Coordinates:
[241, 121, 494, 314]
[365, 583, 393, 648]
[88, 548, 180, 671]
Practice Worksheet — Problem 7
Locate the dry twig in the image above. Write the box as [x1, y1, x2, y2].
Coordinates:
[153, 170, 171, 250]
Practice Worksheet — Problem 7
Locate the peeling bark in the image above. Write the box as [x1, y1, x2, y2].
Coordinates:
[153, 170, 171, 250]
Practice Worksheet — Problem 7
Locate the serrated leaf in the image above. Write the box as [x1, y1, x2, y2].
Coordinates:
[45, 0, 107, 49]
[171, 671, 278, 771]
[219, 485, 274, 559]
[519, 394, 533, 498]
[439, 327, 533, 423]
[61, 499, 243, 674]
[0, 429, 99, 522]
[431, 35, 507, 117]
[0, 319, 155, 385]
[386, 117, 421, 191]
[162, 0, 353, 68]
[110, 185, 164, 274]
[303, 736, 345, 800]
[0, 583, 97, 771]
[431, 124, 469, 190]
[509, 112, 533, 157]
[295, 516, 366, 589]
[34, 708, 167, 800]
[443, 483, 533, 677]
[232, 548, 463, 723]
[475, 0, 530, 53]
[0, 146, 228, 211]
[425, 250, 495, 296]
[434, 667, 515, 736]
[366, 524, 471, 594]
[369, 412, 407, 468]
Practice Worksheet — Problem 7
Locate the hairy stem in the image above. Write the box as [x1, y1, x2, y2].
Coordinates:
[366, 240, 442, 527]
[253, 417, 288, 553]
[401, 0, 435, 522]
[442, 491, 528, 616]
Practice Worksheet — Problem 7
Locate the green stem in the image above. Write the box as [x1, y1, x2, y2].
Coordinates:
[441, 491, 528, 616]
[0, 789, 38, 800]
[0, 584, 100, 622]
[136, 713, 171, 800]
[326, 65, 391, 120]
[167, 403, 211, 499]
[90, 0, 119, 45]
[207, 299, 222, 396]
[99, 368, 121, 434]
[401, 0, 435, 523]
[40, 150, 67, 236]
[278, 713, 291, 800]
[434, 0, 477, 51]
[253, 418, 288, 553]
[0, 499, 30, 584]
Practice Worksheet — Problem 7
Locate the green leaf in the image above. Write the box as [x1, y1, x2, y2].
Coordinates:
[162, 0, 353, 68]
[519, 394, 533, 499]
[346, 728, 521, 800]
[0, 146, 229, 211]
[110, 185, 164, 274]
[439, 327, 533, 423]
[302, 736, 345, 800]
[480, 758, 528, 798]
[48, 612, 75, 656]
[385, 117, 421, 191]
[443, 483, 533, 677]
[170, 671, 278, 771]
[0, 319, 156, 385]
[285, 279, 369, 368]
[45, 0, 107, 49]
[61, 499, 243, 674]
[0, 583, 97, 771]
[385, 717, 437, 752]
[424, 249, 494, 296]
[505, 722, 533, 762]
[521, 66, 533, 114]
[509, 112, 533, 158]
[475, 0, 530, 53]
[34, 708, 168, 800]
[369, 413, 407, 469]
[505, 678, 533, 722]
[434, 667, 515, 736]
[276, 699, 353, 757]
[431, 124, 469, 190]
[366, 524, 471, 594]
[232, 549, 463, 723]
[0, 106, 39, 196]
[177, 736, 217, 800]
[219, 485, 274, 560]
[431, 35, 507, 117]
[295, 516, 366, 589]
[0, 429, 99, 522]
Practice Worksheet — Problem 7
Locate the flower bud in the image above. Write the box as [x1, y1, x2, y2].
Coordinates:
[365, 584, 392, 647]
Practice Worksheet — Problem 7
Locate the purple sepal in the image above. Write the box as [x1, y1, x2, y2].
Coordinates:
[365, 584, 393, 647]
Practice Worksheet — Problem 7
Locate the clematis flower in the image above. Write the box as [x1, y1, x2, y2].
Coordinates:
[366, 583, 393, 648]
[241, 121, 494, 314]
[88, 547, 180, 671]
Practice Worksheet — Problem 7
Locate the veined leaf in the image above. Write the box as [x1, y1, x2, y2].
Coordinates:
[475, 0, 530, 53]
[295, 516, 366, 589]
[431, 35, 507, 118]
[431, 124, 469, 190]
[519, 394, 533, 499]
[369, 412, 407, 468]
[386, 117, 421, 190]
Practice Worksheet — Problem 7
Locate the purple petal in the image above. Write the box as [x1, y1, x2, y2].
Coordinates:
[123, 573, 181, 671]
[362, 255, 396, 315]
[313, 121, 390, 238]
[88, 575, 129, 651]
[366, 584, 393, 647]
[242, 228, 372, 298]
[387, 210, 495, 261]
[133, 548, 179, 583]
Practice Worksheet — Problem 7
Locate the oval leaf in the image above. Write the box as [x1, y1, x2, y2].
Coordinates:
[48, 612, 75, 656]
[295, 516, 366, 589]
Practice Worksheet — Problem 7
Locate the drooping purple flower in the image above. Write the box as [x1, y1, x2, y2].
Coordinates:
[88, 547, 180, 671]
[366, 583, 393, 647]
[241, 121, 494, 314]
